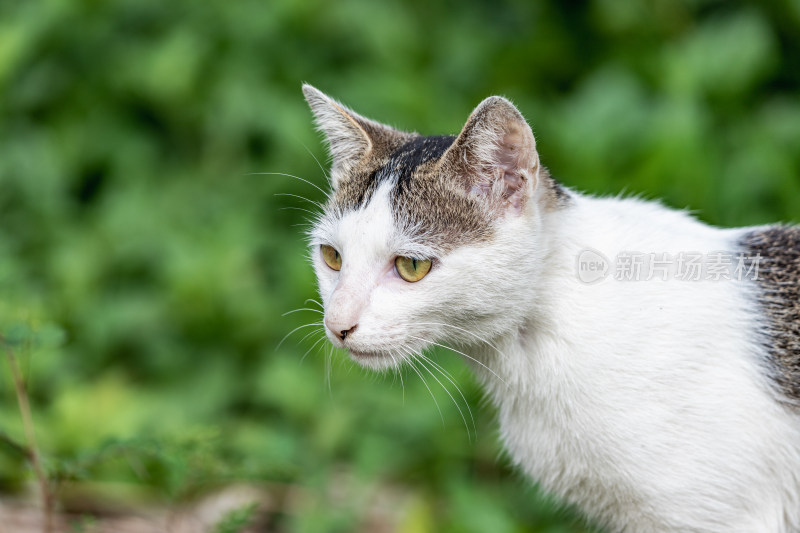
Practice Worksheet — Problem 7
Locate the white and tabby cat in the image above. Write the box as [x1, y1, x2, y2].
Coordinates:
[302, 84, 800, 532]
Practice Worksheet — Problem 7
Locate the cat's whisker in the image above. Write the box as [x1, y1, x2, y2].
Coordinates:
[300, 142, 331, 182]
[413, 351, 458, 385]
[300, 332, 327, 362]
[325, 343, 333, 397]
[407, 335, 508, 388]
[282, 307, 324, 317]
[387, 352, 402, 392]
[414, 352, 474, 429]
[297, 326, 325, 345]
[274, 192, 324, 210]
[402, 349, 444, 423]
[414, 351, 475, 440]
[415, 321, 507, 359]
[394, 353, 406, 405]
[247, 171, 328, 196]
[280, 206, 321, 218]
[276, 321, 324, 350]
[305, 298, 324, 310]
[300, 332, 328, 363]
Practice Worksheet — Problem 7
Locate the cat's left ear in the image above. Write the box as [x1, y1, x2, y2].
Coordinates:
[442, 96, 540, 213]
[303, 84, 406, 189]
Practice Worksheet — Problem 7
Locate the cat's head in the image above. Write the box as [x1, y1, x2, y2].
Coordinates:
[303, 85, 565, 371]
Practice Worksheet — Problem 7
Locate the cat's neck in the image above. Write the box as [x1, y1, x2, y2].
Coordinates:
[461, 190, 741, 399]
[461, 201, 573, 397]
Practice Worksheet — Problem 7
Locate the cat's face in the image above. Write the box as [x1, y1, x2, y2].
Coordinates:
[303, 85, 561, 370]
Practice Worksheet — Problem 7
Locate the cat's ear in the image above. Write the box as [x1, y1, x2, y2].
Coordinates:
[443, 96, 539, 213]
[303, 84, 403, 188]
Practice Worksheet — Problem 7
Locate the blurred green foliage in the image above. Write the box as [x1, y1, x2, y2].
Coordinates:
[1, 0, 799, 531]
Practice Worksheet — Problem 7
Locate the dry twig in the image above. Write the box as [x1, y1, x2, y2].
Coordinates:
[1, 334, 53, 533]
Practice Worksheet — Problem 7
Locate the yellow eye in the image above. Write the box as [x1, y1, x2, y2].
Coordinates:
[321, 245, 342, 271]
[395, 256, 432, 282]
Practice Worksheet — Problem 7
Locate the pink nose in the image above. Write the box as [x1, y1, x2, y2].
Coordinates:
[326, 318, 358, 341]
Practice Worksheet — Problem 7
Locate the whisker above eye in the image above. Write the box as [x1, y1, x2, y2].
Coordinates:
[274, 192, 324, 209]
[247, 171, 328, 196]
[279, 206, 322, 217]
[300, 142, 331, 182]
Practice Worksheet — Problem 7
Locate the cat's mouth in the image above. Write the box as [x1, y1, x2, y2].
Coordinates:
[347, 348, 382, 358]
[345, 347, 404, 370]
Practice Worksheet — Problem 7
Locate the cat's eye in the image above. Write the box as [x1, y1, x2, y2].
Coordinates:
[395, 256, 432, 282]
[321, 245, 342, 271]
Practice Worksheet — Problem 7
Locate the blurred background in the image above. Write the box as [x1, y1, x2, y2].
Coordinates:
[1, 0, 799, 531]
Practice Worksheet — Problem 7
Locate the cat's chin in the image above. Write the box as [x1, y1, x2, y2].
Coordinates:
[347, 348, 403, 371]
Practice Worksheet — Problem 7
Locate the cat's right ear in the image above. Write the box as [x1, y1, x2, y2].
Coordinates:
[303, 84, 399, 189]
[442, 96, 540, 215]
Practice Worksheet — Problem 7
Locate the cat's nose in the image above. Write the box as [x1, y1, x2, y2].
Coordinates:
[326, 318, 358, 341]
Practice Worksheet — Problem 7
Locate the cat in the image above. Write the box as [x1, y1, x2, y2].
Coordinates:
[301, 84, 800, 532]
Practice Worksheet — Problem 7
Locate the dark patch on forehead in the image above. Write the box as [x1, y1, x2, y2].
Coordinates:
[330, 134, 493, 253]
[331, 135, 454, 211]
[388, 137, 495, 254]
[382, 135, 456, 191]
[741, 226, 800, 403]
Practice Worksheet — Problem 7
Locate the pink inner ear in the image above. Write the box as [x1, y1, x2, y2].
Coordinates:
[498, 170, 525, 209]
[490, 130, 531, 206]
[502, 170, 524, 195]
[469, 136, 529, 203]
[461, 115, 538, 209]
[496, 130, 525, 171]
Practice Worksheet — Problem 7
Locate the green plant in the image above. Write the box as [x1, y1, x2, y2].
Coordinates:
[213, 502, 259, 533]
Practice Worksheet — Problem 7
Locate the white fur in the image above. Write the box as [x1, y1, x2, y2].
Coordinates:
[312, 183, 800, 531]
